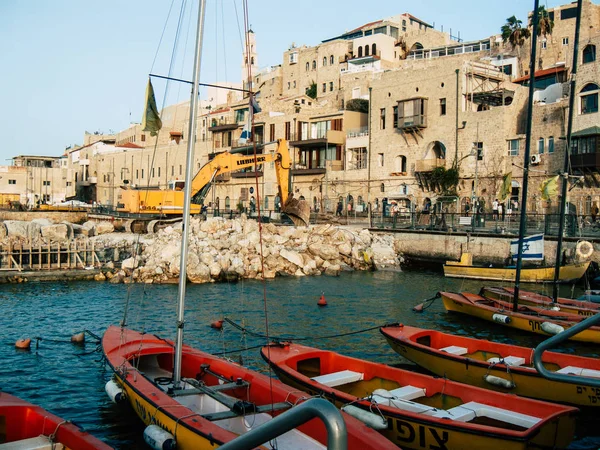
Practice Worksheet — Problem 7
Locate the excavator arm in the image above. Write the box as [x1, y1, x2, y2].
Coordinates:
[190, 139, 309, 226]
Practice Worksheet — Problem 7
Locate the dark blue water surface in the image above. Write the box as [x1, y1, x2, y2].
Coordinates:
[1, 269, 598, 448]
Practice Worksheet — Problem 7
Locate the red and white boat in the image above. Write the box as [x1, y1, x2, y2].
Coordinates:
[0, 391, 111, 449]
[261, 341, 578, 450]
[102, 325, 397, 450]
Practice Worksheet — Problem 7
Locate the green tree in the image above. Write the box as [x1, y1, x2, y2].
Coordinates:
[530, 5, 554, 37]
[345, 99, 369, 113]
[501, 16, 531, 49]
[305, 82, 317, 99]
[430, 166, 459, 195]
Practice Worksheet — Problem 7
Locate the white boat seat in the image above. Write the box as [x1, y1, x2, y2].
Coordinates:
[439, 345, 468, 356]
[370, 388, 436, 415]
[0, 436, 65, 450]
[312, 370, 363, 387]
[487, 356, 526, 366]
[556, 366, 600, 379]
[387, 385, 426, 401]
[433, 402, 540, 429]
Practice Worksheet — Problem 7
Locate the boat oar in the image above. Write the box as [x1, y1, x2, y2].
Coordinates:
[413, 292, 441, 312]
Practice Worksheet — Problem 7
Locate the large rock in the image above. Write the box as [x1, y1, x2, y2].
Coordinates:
[308, 243, 339, 261]
[4, 221, 29, 239]
[95, 221, 115, 235]
[280, 249, 304, 267]
[41, 224, 70, 242]
[122, 257, 140, 269]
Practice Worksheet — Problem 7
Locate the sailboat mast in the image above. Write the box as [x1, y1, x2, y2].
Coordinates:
[173, 0, 207, 388]
[513, 0, 540, 311]
[552, 0, 583, 302]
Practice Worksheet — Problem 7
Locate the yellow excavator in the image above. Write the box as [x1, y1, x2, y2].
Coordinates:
[115, 139, 310, 232]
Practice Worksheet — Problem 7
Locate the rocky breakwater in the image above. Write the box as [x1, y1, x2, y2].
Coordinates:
[131, 216, 403, 284]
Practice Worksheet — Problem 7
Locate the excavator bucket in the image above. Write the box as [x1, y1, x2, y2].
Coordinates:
[282, 197, 311, 227]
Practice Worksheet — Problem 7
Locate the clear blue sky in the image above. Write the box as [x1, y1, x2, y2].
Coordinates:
[0, 0, 570, 162]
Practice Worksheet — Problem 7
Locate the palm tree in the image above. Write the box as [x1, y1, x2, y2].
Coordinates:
[530, 5, 554, 37]
[501, 16, 531, 49]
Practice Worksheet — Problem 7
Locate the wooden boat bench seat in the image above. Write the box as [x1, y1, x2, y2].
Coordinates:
[439, 345, 468, 356]
[433, 402, 541, 429]
[487, 356, 526, 366]
[0, 436, 64, 450]
[556, 366, 600, 378]
[370, 388, 432, 414]
[312, 370, 364, 387]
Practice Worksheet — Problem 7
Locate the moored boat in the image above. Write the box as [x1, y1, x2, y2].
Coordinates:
[481, 286, 600, 316]
[443, 252, 590, 283]
[0, 391, 111, 449]
[260, 342, 577, 450]
[102, 325, 396, 450]
[381, 324, 600, 407]
[441, 291, 600, 343]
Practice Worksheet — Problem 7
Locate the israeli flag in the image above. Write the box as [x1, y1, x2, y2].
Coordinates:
[511, 234, 544, 260]
[238, 123, 250, 145]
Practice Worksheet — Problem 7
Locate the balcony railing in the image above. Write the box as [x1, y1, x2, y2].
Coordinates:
[398, 114, 427, 129]
[415, 158, 445, 172]
[571, 153, 600, 170]
[407, 40, 491, 60]
[347, 127, 369, 138]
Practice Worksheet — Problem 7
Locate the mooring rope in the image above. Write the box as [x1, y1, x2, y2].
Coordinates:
[222, 318, 401, 342]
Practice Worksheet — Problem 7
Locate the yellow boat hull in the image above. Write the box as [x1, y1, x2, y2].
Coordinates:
[442, 292, 600, 344]
[383, 333, 599, 408]
[444, 260, 590, 283]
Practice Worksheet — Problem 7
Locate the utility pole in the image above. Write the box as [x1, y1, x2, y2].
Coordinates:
[367, 87, 372, 227]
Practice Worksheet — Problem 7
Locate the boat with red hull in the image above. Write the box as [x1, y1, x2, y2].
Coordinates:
[381, 324, 600, 407]
[102, 325, 397, 450]
[261, 341, 577, 450]
[0, 391, 111, 449]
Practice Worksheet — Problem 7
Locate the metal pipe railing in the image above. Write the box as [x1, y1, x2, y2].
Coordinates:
[219, 398, 348, 450]
[533, 313, 600, 387]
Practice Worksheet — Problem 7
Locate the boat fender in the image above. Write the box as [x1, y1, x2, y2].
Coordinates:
[551, 306, 560, 311]
[492, 314, 511, 324]
[105, 379, 126, 404]
[541, 322, 565, 335]
[341, 404, 387, 430]
[483, 374, 515, 389]
[144, 424, 176, 450]
[576, 241, 594, 260]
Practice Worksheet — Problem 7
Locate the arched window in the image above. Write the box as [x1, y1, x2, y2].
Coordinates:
[305, 62, 309, 71]
[580, 83, 599, 114]
[583, 44, 596, 64]
[380, 183, 385, 193]
[330, 55, 334, 65]
[372, 43, 376, 55]
[312, 60, 316, 70]
[323, 56, 327, 66]
[225, 196, 230, 210]
[365, 45, 370, 56]
[251, 57, 254, 65]
[395, 155, 407, 173]
[358, 46, 363, 58]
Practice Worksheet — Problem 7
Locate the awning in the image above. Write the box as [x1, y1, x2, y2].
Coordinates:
[572, 126, 600, 138]
[512, 66, 566, 84]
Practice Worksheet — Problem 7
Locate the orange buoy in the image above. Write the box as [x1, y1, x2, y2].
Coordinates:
[15, 338, 31, 350]
[71, 332, 85, 344]
[318, 293, 327, 307]
[211, 320, 224, 330]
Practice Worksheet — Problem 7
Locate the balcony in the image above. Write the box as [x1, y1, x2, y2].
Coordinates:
[208, 119, 239, 132]
[415, 158, 445, 173]
[289, 130, 345, 148]
[570, 153, 600, 171]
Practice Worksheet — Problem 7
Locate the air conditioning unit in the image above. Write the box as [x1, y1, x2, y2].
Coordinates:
[531, 154, 542, 165]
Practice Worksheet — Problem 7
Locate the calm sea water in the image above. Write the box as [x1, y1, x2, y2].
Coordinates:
[1, 269, 599, 449]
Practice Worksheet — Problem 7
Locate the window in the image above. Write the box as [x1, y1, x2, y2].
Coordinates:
[141, 169, 144, 179]
[322, 83, 326, 93]
[397, 98, 427, 128]
[364, 45, 370, 56]
[158, 167, 161, 177]
[235, 109, 247, 122]
[8, 179, 16, 185]
[378, 153, 384, 167]
[225, 196, 230, 210]
[305, 62, 309, 71]
[474, 142, 483, 160]
[395, 155, 407, 173]
[538, 137, 545, 154]
[581, 83, 599, 114]
[136, 169, 139, 179]
[269, 124, 275, 141]
[372, 43, 376, 55]
[583, 44, 596, 64]
[141, 134, 146, 142]
[349, 148, 367, 170]
[179, 165, 182, 175]
[548, 136, 554, 153]
[440, 98, 446, 115]
[508, 139, 520, 156]
[312, 60, 316, 70]
[151, 168, 155, 178]
[323, 56, 327, 66]
[380, 108, 386, 130]
[285, 121, 291, 140]
[329, 81, 334, 91]
[562, 37, 569, 46]
[293, 80, 296, 88]
[358, 47, 363, 58]
[66, 181, 72, 187]
[393, 105, 398, 128]
[287, 82, 290, 90]
[171, 166, 174, 176]
[330, 55, 334, 65]
[541, 40, 547, 50]
[289, 52, 298, 64]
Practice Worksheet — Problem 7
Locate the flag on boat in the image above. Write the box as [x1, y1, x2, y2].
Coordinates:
[499, 172, 512, 201]
[141, 79, 162, 136]
[238, 123, 250, 145]
[540, 175, 559, 201]
[511, 234, 544, 260]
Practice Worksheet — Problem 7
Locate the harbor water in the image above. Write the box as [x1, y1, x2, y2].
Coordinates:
[2, 269, 599, 448]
